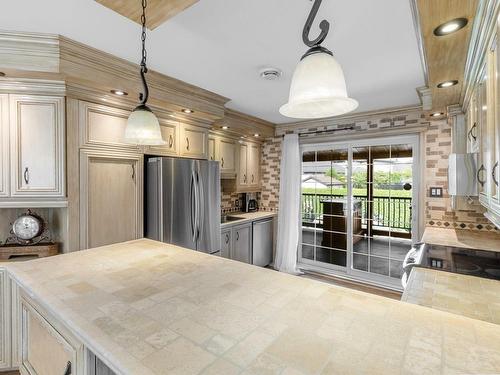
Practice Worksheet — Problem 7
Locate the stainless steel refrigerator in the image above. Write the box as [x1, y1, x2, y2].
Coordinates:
[145, 157, 221, 254]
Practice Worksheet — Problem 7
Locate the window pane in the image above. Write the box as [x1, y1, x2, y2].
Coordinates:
[302, 228, 315, 245]
[353, 253, 368, 272]
[390, 259, 403, 279]
[370, 256, 390, 276]
[316, 247, 347, 267]
[302, 245, 314, 260]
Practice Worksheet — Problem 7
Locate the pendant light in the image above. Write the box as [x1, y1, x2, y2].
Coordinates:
[124, 0, 166, 145]
[280, 0, 358, 119]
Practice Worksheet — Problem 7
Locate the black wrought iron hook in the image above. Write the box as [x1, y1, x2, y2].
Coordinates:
[139, 64, 149, 105]
[302, 0, 330, 47]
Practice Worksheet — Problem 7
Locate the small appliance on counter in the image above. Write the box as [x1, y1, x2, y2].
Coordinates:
[242, 192, 258, 212]
[402, 242, 500, 288]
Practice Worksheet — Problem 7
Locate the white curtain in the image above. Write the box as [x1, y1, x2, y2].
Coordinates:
[275, 134, 302, 275]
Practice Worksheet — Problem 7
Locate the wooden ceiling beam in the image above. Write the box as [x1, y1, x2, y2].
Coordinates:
[95, 0, 199, 30]
[416, 0, 478, 114]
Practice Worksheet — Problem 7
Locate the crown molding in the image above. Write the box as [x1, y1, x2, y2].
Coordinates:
[276, 105, 423, 133]
[416, 86, 432, 111]
[0, 77, 66, 96]
[215, 108, 275, 138]
[409, 0, 429, 85]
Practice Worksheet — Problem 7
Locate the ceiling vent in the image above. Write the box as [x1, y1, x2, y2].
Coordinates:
[260, 68, 282, 81]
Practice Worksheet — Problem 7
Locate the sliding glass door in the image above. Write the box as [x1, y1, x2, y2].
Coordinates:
[299, 135, 419, 288]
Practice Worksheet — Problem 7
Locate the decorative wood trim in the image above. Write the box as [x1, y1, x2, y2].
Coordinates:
[0, 268, 11, 369]
[0, 31, 59, 73]
[462, 0, 500, 110]
[0, 78, 65, 96]
[0, 94, 9, 198]
[0, 199, 67, 208]
[95, 0, 199, 30]
[416, 86, 432, 111]
[409, 0, 430, 85]
[217, 109, 275, 138]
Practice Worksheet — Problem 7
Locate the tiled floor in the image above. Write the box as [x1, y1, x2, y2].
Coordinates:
[301, 228, 412, 279]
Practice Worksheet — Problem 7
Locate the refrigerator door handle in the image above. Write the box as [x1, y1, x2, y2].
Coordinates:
[196, 169, 204, 242]
[190, 170, 197, 243]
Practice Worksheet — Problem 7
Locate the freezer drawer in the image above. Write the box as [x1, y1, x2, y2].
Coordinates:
[252, 219, 273, 267]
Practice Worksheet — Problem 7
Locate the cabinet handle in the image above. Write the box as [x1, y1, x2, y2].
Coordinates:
[131, 164, 135, 181]
[23, 167, 29, 185]
[469, 122, 477, 141]
[252, 174, 254, 183]
[221, 157, 224, 168]
[169, 134, 173, 148]
[493, 161, 499, 187]
[477, 164, 486, 187]
[186, 137, 190, 151]
[243, 174, 247, 183]
[225, 233, 229, 244]
[236, 231, 239, 241]
[64, 361, 72, 375]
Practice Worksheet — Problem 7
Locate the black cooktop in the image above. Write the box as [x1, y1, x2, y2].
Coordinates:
[421, 245, 500, 280]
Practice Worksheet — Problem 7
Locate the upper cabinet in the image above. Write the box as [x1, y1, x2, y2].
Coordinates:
[236, 141, 261, 191]
[146, 119, 179, 156]
[0, 91, 66, 206]
[180, 123, 208, 159]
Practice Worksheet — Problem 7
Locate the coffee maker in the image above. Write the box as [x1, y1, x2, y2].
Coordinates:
[242, 192, 258, 212]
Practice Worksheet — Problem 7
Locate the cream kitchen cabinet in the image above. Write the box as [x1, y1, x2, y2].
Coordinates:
[80, 150, 143, 250]
[146, 118, 179, 156]
[208, 137, 216, 161]
[231, 223, 252, 264]
[210, 136, 237, 177]
[180, 124, 208, 159]
[0, 94, 65, 204]
[221, 229, 231, 258]
[0, 268, 10, 370]
[236, 142, 261, 191]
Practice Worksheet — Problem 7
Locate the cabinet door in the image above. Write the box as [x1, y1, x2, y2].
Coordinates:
[80, 151, 143, 250]
[0, 268, 10, 370]
[238, 143, 248, 186]
[231, 224, 252, 263]
[219, 138, 236, 176]
[180, 124, 208, 159]
[147, 119, 179, 156]
[0, 95, 8, 198]
[221, 229, 231, 258]
[79, 101, 138, 151]
[20, 297, 83, 375]
[248, 143, 261, 187]
[10, 95, 65, 197]
[478, 70, 488, 197]
[208, 137, 216, 161]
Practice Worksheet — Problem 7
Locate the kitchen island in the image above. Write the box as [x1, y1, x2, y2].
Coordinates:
[4, 239, 500, 374]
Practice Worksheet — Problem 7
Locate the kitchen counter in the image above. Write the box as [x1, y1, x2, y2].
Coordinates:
[220, 210, 276, 229]
[6, 239, 500, 374]
[402, 267, 500, 325]
[422, 227, 500, 252]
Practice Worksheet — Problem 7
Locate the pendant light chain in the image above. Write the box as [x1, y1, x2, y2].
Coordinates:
[139, 0, 149, 104]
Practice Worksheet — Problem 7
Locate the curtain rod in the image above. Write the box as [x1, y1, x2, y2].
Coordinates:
[282, 126, 354, 138]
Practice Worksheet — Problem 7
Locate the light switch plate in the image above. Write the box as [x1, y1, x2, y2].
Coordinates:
[429, 187, 443, 197]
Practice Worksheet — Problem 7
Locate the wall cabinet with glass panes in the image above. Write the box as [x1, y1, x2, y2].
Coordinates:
[468, 30, 500, 227]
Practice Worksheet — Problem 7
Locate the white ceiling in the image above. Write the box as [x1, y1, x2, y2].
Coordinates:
[0, 0, 425, 124]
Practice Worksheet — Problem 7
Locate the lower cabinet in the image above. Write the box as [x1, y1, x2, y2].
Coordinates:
[221, 229, 231, 258]
[19, 294, 84, 375]
[0, 268, 10, 370]
[87, 352, 116, 375]
[231, 223, 252, 263]
[79, 150, 143, 250]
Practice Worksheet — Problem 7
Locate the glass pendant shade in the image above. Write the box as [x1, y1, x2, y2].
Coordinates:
[280, 51, 358, 119]
[124, 105, 166, 145]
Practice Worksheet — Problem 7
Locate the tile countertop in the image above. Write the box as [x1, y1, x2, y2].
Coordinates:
[6, 239, 500, 375]
[402, 267, 500, 325]
[422, 227, 500, 252]
[220, 211, 276, 229]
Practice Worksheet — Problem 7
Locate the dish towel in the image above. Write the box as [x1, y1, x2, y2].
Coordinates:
[275, 134, 302, 275]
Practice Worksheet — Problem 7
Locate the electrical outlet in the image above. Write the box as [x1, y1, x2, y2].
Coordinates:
[235, 199, 240, 208]
[429, 187, 443, 197]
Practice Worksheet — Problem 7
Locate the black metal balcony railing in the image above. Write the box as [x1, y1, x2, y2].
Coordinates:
[301, 193, 412, 231]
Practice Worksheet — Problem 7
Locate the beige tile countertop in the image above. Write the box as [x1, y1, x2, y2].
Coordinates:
[6, 239, 500, 375]
[220, 211, 276, 229]
[402, 267, 500, 325]
[422, 227, 500, 252]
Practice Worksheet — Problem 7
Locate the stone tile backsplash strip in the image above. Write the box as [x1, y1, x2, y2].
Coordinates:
[259, 109, 496, 231]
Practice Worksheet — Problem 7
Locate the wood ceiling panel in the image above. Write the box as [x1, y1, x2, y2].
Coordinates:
[417, 0, 478, 112]
[95, 0, 199, 30]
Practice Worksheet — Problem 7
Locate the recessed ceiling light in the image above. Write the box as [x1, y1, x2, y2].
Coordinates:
[431, 112, 444, 117]
[434, 18, 468, 36]
[110, 89, 128, 96]
[182, 109, 194, 114]
[437, 80, 458, 88]
[254, 133, 260, 137]
[222, 126, 229, 130]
